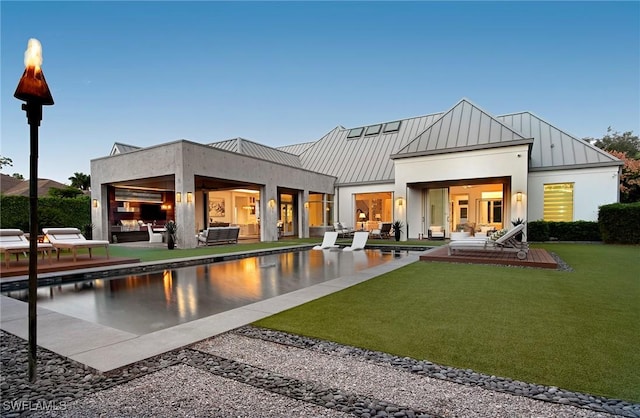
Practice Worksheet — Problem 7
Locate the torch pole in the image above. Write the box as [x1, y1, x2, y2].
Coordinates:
[24, 102, 42, 382]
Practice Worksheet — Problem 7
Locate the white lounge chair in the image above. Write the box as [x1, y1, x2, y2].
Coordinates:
[447, 224, 528, 260]
[0, 229, 53, 268]
[43, 228, 110, 262]
[147, 223, 163, 243]
[312, 231, 340, 250]
[343, 231, 369, 251]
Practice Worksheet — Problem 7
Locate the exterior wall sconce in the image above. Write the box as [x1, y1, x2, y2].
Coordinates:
[176, 192, 182, 203]
[516, 192, 523, 202]
[268, 199, 276, 209]
[396, 197, 404, 206]
[304, 201, 309, 209]
[186, 192, 193, 203]
[92, 199, 98, 208]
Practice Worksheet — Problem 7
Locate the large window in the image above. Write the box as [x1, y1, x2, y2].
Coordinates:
[308, 193, 333, 226]
[354, 192, 392, 230]
[543, 183, 574, 221]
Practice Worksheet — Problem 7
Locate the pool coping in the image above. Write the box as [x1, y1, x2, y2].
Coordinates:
[0, 248, 424, 372]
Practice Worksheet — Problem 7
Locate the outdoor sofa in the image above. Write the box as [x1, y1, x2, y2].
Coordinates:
[43, 228, 110, 262]
[0, 229, 53, 268]
[197, 226, 240, 246]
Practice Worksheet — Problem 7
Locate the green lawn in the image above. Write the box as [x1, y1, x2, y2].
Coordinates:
[254, 243, 640, 403]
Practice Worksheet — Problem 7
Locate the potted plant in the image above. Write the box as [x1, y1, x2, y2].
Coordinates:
[392, 220, 404, 242]
[511, 218, 526, 242]
[165, 220, 177, 250]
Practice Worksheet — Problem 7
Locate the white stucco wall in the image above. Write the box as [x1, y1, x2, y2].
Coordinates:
[527, 166, 620, 222]
[393, 145, 530, 240]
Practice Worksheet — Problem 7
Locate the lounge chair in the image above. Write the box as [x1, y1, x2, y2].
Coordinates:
[147, 223, 163, 243]
[312, 231, 340, 250]
[447, 224, 528, 260]
[43, 227, 110, 262]
[0, 229, 53, 268]
[343, 231, 369, 251]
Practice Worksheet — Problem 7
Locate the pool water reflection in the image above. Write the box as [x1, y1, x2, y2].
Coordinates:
[4, 249, 407, 335]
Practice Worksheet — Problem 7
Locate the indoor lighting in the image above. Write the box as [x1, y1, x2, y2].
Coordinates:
[176, 192, 182, 203]
[186, 192, 193, 203]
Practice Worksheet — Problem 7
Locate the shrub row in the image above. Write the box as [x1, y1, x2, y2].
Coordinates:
[0, 195, 91, 235]
[527, 220, 602, 242]
[598, 202, 640, 244]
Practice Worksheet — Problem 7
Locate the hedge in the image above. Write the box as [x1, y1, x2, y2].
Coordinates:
[598, 202, 640, 244]
[527, 220, 602, 242]
[0, 195, 91, 235]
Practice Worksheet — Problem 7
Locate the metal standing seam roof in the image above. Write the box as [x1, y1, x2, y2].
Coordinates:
[496, 112, 622, 170]
[110, 142, 142, 156]
[392, 99, 532, 159]
[276, 141, 316, 156]
[296, 113, 443, 185]
[208, 137, 302, 168]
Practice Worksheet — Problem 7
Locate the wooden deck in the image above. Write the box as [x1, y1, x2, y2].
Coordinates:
[0, 254, 140, 278]
[419, 245, 558, 269]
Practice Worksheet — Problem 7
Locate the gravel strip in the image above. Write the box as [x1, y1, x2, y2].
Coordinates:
[2, 325, 639, 418]
[195, 332, 617, 418]
[29, 365, 351, 418]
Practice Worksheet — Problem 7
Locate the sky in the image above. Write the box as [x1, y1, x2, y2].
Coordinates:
[1, 1, 639, 185]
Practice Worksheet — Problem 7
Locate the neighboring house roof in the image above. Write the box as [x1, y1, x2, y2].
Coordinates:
[392, 99, 532, 159]
[208, 137, 302, 168]
[2, 178, 69, 197]
[0, 174, 24, 194]
[297, 113, 444, 185]
[496, 112, 622, 171]
[277, 141, 316, 156]
[110, 142, 141, 156]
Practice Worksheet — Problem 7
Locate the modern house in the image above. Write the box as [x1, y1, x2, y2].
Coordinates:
[90, 98, 622, 247]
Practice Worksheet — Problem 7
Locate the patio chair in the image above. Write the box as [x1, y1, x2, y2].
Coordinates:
[371, 223, 392, 239]
[428, 225, 445, 240]
[43, 227, 110, 262]
[0, 229, 53, 268]
[312, 231, 340, 250]
[343, 231, 369, 251]
[447, 224, 528, 260]
[333, 222, 355, 238]
[147, 223, 163, 243]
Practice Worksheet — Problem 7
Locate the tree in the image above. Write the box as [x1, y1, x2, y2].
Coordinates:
[609, 150, 640, 203]
[0, 156, 13, 169]
[587, 128, 640, 159]
[48, 186, 84, 199]
[68, 172, 91, 191]
[12, 173, 24, 180]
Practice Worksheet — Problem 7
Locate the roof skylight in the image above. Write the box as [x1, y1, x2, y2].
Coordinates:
[383, 121, 401, 133]
[347, 127, 364, 139]
[364, 124, 382, 136]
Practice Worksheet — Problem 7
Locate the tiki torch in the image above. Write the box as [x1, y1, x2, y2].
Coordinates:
[14, 38, 54, 382]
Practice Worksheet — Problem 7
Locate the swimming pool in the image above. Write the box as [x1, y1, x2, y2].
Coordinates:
[4, 249, 409, 335]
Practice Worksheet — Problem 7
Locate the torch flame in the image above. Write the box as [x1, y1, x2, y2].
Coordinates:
[24, 38, 43, 70]
[14, 38, 54, 105]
